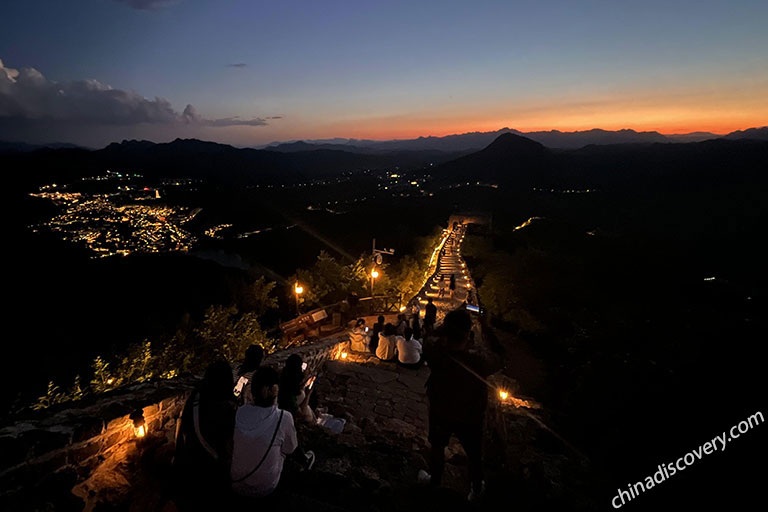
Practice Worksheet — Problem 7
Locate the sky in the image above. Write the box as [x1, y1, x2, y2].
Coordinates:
[1, 0, 767, 147]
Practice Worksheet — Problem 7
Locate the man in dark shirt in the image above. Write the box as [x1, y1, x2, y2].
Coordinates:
[369, 315, 385, 354]
[424, 297, 437, 333]
[421, 308, 503, 502]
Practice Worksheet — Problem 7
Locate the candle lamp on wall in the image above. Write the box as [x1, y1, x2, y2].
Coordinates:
[130, 409, 146, 438]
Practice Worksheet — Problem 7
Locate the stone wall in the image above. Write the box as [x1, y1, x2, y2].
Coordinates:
[0, 334, 349, 511]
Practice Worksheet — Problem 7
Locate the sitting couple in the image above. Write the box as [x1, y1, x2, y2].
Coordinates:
[174, 359, 315, 508]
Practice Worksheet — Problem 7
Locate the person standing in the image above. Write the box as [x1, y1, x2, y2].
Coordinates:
[424, 297, 437, 334]
[419, 309, 504, 503]
[449, 274, 456, 299]
[437, 275, 447, 298]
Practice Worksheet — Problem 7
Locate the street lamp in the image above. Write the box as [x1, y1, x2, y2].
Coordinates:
[370, 268, 379, 297]
[294, 282, 304, 314]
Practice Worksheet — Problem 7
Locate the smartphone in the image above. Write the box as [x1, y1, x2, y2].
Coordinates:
[466, 304, 480, 313]
[302, 362, 308, 371]
[364, 326, 369, 333]
[307, 376, 316, 389]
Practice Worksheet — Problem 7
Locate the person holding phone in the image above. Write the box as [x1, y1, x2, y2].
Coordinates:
[278, 354, 316, 423]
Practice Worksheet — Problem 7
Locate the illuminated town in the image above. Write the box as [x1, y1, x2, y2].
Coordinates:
[29, 171, 200, 258]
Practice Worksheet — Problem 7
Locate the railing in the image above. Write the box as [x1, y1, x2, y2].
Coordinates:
[278, 294, 401, 346]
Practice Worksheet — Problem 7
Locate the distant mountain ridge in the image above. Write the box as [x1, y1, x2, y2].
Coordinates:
[263, 126, 767, 152]
[432, 131, 768, 190]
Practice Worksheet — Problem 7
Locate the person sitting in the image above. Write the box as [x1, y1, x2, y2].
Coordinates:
[174, 360, 237, 509]
[278, 354, 316, 424]
[369, 315, 385, 354]
[375, 323, 400, 361]
[397, 333, 424, 369]
[411, 314, 422, 341]
[395, 314, 408, 337]
[231, 367, 314, 498]
[234, 344, 264, 405]
[348, 318, 371, 352]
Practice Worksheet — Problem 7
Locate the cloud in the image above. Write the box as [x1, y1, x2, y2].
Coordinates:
[112, 0, 181, 10]
[0, 58, 271, 128]
[227, 63, 247, 68]
[182, 104, 267, 127]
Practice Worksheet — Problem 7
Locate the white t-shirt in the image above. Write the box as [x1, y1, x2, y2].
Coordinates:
[397, 337, 423, 364]
[349, 327, 370, 352]
[376, 333, 400, 361]
[231, 404, 298, 497]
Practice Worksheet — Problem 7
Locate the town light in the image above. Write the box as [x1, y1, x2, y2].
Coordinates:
[341, 352, 348, 359]
[371, 270, 379, 279]
[399, 305, 406, 312]
[295, 283, 304, 295]
[499, 390, 509, 401]
[130, 409, 146, 438]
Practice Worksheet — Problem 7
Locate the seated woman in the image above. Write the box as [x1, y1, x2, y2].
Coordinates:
[397, 333, 424, 369]
[234, 344, 264, 405]
[278, 354, 316, 424]
[231, 367, 314, 498]
[375, 323, 400, 361]
[348, 318, 371, 352]
[174, 360, 237, 509]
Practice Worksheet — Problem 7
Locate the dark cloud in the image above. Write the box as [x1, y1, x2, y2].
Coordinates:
[227, 63, 247, 68]
[112, 0, 181, 10]
[181, 105, 267, 127]
[0, 58, 271, 129]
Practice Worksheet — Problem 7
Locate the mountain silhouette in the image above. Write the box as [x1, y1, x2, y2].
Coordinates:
[433, 133, 554, 185]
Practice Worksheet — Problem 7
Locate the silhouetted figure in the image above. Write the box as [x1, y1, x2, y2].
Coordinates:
[411, 314, 422, 341]
[424, 298, 437, 333]
[419, 309, 503, 501]
[449, 274, 456, 297]
[370, 315, 385, 354]
[175, 360, 237, 509]
[278, 354, 315, 423]
[235, 344, 264, 405]
[438, 275, 447, 298]
[395, 313, 408, 337]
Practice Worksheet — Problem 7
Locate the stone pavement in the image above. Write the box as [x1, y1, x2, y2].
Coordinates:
[317, 354, 430, 434]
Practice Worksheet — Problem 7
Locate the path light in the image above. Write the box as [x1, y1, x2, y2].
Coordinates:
[341, 351, 348, 360]
[130, 409, 146, 438]
[399, 305, 406, 312]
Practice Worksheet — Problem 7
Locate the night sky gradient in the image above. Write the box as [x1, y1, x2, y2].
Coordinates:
[1, 0, 766, 146]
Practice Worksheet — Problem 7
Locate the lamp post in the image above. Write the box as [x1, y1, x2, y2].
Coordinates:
[370, 269, 379, 297]
[294, 282, 304, 315]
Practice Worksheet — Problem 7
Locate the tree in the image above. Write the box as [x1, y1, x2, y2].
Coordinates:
[195, 304, 272, 363]
[240, 276, 278, 316]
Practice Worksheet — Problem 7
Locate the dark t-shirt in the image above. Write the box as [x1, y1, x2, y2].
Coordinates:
[370, 323, 384, 352]
[424, 304, 437, 324]
[424, 342, 500, 426]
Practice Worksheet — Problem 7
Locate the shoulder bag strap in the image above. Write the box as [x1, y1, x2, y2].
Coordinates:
[231, 410, 284, 483]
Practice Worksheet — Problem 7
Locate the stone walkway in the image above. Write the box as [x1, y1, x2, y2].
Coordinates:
[414, 223, 476, 324]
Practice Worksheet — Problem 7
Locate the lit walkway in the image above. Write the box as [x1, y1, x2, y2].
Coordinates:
[414, 223, 475, 323]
